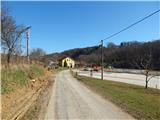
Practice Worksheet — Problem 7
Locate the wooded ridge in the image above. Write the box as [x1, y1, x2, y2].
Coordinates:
[45, 40, 160, 70]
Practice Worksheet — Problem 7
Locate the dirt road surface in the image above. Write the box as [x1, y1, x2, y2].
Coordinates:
[45, 70, 135, 120]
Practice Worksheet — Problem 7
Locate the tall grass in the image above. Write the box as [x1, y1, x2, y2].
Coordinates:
[1, 64, 45, 94]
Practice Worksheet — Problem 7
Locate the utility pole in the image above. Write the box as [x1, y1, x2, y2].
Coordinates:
[101, 40, 104, 80]
[26, 29, 30, 63]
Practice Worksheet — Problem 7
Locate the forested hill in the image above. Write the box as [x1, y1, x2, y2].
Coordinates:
[46, 46, 100, 61]
[46, 40, 160, 70]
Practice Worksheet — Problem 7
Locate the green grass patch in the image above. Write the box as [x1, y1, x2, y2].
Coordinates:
[1, 64, 45, 94]
[76, 76, 160, 120]
[1, 68, 28, 94]
[29, 64, 44, 77]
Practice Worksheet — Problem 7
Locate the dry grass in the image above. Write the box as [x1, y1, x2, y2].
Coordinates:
[1, 63, 54, 120]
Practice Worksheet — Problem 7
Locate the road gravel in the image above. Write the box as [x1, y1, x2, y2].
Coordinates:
[45, 70, 135, 120]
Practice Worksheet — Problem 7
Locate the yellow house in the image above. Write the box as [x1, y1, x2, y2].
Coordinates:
[61, 57, 75, 68]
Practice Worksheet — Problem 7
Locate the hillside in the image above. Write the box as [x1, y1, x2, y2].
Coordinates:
[44, 40, 160, 70]
[45, 46, 100, 62]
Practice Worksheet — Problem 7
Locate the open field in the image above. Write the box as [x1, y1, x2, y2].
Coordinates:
[76, 75, 160, 120]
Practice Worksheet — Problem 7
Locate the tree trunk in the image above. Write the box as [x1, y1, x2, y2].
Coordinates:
[145, 79, 148, 89]
[7, 53, 11, 66]
[145, 70, 149, 89]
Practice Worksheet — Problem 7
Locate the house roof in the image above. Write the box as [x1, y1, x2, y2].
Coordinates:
[59, 56, 74, 61]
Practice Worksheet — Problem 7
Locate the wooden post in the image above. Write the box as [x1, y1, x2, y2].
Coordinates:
[101, 40, 104, 80]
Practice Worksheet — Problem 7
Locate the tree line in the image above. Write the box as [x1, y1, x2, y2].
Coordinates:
[104, 40, 160, 70]
[49, 40, 160, 71]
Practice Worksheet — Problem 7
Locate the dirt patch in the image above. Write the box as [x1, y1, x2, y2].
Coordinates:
[21, 74, 55, 120]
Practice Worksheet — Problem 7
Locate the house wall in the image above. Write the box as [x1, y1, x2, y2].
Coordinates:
[62, 57, 75, 68]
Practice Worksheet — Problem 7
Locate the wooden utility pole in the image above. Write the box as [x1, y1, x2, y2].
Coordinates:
[101, 40, 104, 80]
[26, 29, 30, 63]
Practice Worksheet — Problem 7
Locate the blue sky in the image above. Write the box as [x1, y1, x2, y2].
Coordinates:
[4, 1, 160, 53]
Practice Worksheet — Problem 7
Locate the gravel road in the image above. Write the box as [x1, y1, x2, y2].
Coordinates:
[45, 70, 135, 120]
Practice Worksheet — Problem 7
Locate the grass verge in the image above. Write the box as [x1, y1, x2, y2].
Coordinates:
[76, 75, 160, 120]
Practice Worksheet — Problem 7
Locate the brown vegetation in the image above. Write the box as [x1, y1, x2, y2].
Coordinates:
[1, 64, 54, 120]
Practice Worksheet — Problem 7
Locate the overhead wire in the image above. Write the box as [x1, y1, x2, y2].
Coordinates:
[102, 9, 160, 41]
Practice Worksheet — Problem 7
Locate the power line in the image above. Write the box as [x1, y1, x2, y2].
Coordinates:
[98, 10, 160, 80]
[103, 9, 160, 41]
[88, 10, 160, 47]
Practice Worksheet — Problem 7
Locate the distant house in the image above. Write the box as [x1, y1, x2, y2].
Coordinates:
[60, 57, 75, 68]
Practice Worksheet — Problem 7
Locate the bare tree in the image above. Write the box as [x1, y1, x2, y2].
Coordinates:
[30, 48, 46, 58]
[1, 6, 26, 65]
[131, 45, 158, 89]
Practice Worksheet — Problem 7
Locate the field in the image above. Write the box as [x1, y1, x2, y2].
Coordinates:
[76, 75, 160, 120]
